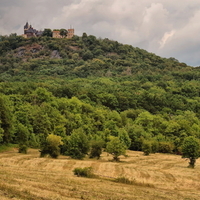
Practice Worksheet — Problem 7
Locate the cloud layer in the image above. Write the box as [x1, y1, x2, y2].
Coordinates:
[1, 0, 200, 66]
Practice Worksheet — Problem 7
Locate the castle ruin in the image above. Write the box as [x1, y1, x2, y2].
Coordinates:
[22, 22, 74, 39]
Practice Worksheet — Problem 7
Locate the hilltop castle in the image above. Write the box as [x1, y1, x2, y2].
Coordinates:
[22, 22, 74, 39]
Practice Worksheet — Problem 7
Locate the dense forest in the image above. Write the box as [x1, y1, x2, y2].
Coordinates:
[1, 33, 200, 161]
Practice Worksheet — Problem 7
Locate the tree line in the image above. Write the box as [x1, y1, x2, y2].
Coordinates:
[0, 33, 200, 167]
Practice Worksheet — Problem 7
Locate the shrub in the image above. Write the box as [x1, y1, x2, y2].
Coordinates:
[158, 141, 174, 153]
[18, 144, 28, 154]
[73, 167, 96, 178]
[114, 176, 155, 188]
[89, 140, 104, 159]
[142, 141, 152, 156]
[151, 140, 159, 153]
[40, 134, 63, 158]
[115, 177, 134, 184]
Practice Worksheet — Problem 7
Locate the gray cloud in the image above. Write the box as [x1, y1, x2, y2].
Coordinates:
[0, 0, 200, 66]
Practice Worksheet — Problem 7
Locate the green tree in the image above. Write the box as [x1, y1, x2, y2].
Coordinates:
[82, 50, 93, 61]
[182, 136, 200, 168]
[142, 140, 152, 156]
[106, 137, 126, 161]
[89, 140, 104, 159]
[0, 120, 4, 143]
[0, 95, 14, 143]
[66, 128, 90, 159]
[40, 134, 63, 158]
[60, 29, 68, 38]
[42, 29, 52, 37]
[118, 128, 131, 149]
[16, 123, 29, 153]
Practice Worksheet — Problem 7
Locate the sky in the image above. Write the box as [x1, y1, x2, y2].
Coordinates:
[0, 0, 200, 66]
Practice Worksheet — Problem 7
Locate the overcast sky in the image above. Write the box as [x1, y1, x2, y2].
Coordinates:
[0, 0, 200, 66]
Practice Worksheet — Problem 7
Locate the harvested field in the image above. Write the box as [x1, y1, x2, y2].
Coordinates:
[0, 149, 200, 200]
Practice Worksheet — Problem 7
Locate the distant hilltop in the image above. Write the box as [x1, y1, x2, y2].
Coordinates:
[22, 22, 74, 39]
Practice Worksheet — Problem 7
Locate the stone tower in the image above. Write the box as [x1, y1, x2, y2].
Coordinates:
[24, 22, 30, 34]
[67, 28, 74, 39]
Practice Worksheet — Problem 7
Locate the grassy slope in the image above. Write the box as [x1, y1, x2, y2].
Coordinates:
[0, 149, 199, 200]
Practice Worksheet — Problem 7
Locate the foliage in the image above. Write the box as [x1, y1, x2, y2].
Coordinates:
[106, 137, 126, 161]
[42, 29, 52, 37]
[182, 136, 200, 168]
[66, 128, 90, 159]
[0, 143, 18, 153]
[89, 140, 104, 159]
[59, 29, 68, 38]
[0, 33, 200, 159]
[142, 140, 152, 156]
[151, 140, 159, 153]
[73, 167, 96, 178]
[114, 176, 134, 184]
[40, 134, 63, 158]
[158, 141, 174, 154]
[0, 95, 14, 143]
[118, 128, 131, 148]
[114, 176, 155, 188]
[18, 144, 28, 154]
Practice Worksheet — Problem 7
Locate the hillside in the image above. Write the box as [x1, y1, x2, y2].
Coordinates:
[0, 33, 198, 81]
[0, 34, 200, 165]
[0, 149, 200, 200]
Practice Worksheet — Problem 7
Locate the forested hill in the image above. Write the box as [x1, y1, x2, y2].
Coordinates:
[0, 33, 200, 157]
[1, 33, 199, 81]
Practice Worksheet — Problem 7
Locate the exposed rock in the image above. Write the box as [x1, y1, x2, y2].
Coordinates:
[51, 50, 61, 59]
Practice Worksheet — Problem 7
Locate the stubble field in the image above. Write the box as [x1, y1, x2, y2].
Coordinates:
[0, 149, 200, 200]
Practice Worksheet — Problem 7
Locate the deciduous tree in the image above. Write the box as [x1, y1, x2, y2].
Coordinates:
[66, 128, 90, 159]
[182, 136, 200, 168]
[106, 137, 126, 161]
[60, 29, 68, 38]
[40, 134, 63, 158]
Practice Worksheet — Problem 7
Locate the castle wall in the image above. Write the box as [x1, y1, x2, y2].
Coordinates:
[52, 30, 62, 38]
[67, 29, 74, 39]
[23, 22, 75, 39]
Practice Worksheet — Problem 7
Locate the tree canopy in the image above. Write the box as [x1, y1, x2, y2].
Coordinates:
[0, 33, 200, 162]
[182, 136, 200, 168]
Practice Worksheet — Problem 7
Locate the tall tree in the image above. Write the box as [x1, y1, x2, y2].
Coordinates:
[66, 128, 90, 159]
[40, 134, 63, 158]
[106, 137, 126, 161]
[182, 136, 200, 168]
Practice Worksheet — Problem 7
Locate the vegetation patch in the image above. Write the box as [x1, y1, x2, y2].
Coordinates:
[73, 167, 97, 178]
[0, 144, 18, 153]
[114, 176, 155, 188]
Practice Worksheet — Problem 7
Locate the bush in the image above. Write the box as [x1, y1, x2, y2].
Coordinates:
[115, 176, 134, 184]
[40, 134, 63, 158]
[142, 140, 152, 156]
[89, 140, 104, 159]
[114, 176, 155, 188]
[151, 140, 159, 153]
[158, 141, 174, 153]
[73, 167, 96, 178]
[18, 144, 28, 154]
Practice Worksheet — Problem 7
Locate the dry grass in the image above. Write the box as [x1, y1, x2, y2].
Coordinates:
[0, 149, 200, 200]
